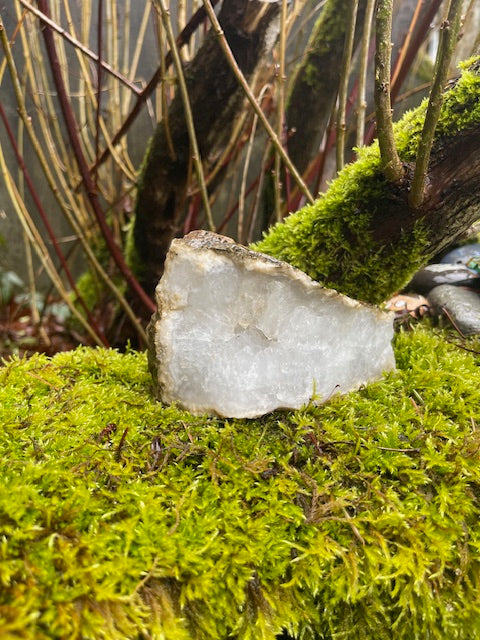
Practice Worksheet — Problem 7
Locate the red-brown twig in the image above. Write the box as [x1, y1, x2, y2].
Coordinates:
[0, 100, 109, 346]
[19, 0, 141, 94]
[37, 0, 154, 314]
[89, 0, 221, 174]
[94, 0, 104, 178]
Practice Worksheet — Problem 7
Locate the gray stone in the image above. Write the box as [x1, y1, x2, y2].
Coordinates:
[148, 231, 395, 418]
[407, 263, 480, 295]
[428, 284, 480, 335]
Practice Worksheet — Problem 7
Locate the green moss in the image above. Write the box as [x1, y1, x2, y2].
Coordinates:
[300, 0, 350, 88]
[74, 269, 105, 312]
[124, 217, 144, 278]
[254, 57, 480, 303]
[2, 326, 480, 638]
[253, 147, 430, 303]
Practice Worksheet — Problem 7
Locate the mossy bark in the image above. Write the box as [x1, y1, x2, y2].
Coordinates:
[255, 58, 480, 304]
[286, 0, 366, 174]
[133, 0, 279, 297]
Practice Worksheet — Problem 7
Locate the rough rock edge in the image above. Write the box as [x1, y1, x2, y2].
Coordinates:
[148, 231, 394, 416]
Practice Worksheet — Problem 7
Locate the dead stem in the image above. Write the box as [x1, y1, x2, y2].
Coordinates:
[356, 0, 375, 148]
[19, 0, 141, 94]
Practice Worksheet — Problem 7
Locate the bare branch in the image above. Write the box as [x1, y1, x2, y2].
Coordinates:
[201, 0, 314, 205]
[0, 13, 148, 341]
[274, 0, 288, 222]
[408, 0, 464, 208]
[153, 0, 215, 233]
[90, 0, 222, 174]
[374, 0, 403, 182]
[336, 0, 359, 171]
[36, 0, 155, 313]
[356, 0, 375, 148]
[18, 0, 141, 94]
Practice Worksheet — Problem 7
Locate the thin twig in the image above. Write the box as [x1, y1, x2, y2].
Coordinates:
[391, 0, 423, 90]
[36, 0, 154, 313]
[16, 108, 49, 345]
[4, 7, 147, 342]
[90, 0, 221, 174]
[0, 100, 110, 346]
[374, 0, 403, 182]
[336, 0, 359, 171]
[356, 0, 375, 148]
[239, 112, 259, 243]
[94, 0, 104, 177]
[122, 1, 150, 114]
[115, 427, 129, 462]
[247, 140, 272, 244]
[408, 0, 463, 208]
[391, 0, 443, 103]
[445, 339, 480, 356]
[239, 85, 270, 243]
[274, 0, 289, 222]
[313, 439, 420, 454]
[178, 0, 188, 59]
[204, 101, 249, 187]
[0, 143, 105, 346]
[18, 0, 141, 94]
[61, 0, 136, 184]
[154, 0, 215, 232]
[201, 0, 314, 205]
[440, 305, 468, 339]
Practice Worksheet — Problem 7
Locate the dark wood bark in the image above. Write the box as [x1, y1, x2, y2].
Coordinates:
[322, 124, 480, 300]
[133, 0, 280, 296]
[255, 114, 480, 305]
[285, 0, 366, 174]
[370, 125, 480, 256]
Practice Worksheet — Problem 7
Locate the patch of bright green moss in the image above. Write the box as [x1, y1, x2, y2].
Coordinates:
[1, 326, 480, 638]
[254, 57, 480, 303]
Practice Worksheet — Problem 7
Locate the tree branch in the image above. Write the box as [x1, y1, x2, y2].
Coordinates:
[337, 0, 359, 171]
[154, 0, 215, 232]
[356, 0, 375, 147]
[36, 0, 154, 314]
[19, 0, 141, 94]
[89, 0, 221, 174]
[374, 0, 403, 182]
[201, 0, 314, 205]
[408, 0, 463, 208]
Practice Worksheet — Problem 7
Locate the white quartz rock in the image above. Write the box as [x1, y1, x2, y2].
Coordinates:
[148, 231, 395, 418]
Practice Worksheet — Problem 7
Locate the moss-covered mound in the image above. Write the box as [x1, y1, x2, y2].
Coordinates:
[253, 57, 480, 304]
[1, 326, 480, 639]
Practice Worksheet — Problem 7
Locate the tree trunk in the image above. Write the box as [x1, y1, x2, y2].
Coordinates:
[285, 0, 366, 174]
[133, 0, 280, 296]
[254, 59, 480, 304]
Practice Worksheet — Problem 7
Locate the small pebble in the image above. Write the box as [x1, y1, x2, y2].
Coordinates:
[427, 284, 480, 335]
[407, 264, 480, 295]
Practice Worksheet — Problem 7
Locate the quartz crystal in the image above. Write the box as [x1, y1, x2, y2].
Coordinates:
[148, 231, 395, 418]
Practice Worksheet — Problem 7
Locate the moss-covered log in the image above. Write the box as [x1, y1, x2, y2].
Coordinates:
[255, 57, 480, 304]
[2, 326, 480, 639]
[133, 0, 279, 296]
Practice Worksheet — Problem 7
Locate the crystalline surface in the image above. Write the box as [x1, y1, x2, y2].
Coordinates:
[148, 231, 395, 418]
